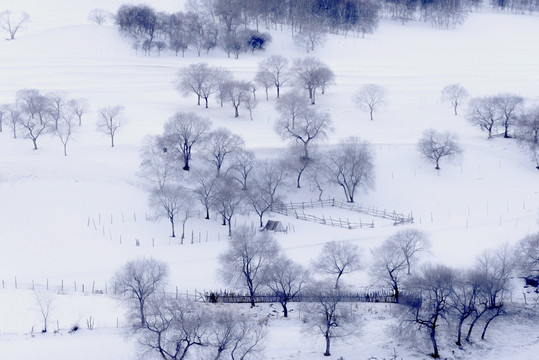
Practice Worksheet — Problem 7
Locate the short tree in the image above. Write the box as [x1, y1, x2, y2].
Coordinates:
[0, 11, 30, 40]
[222, 80, 251, 118]
[440, 83, 468, 115]
[513, 233, 539, 279]
[417, 129, 461, 170]
[17, 108, 51, 150]
[162, 112, 212, 171]
[370, 239, 407, 303]
[294, 25, 326, 53]
[0, 104, 8, 132]
[67, 98, 88, 126]
[177, 63, 217, 108]
[211, 175, 245, 236]
[56, 111, 77, 156]
[138, 135, 178, 192]
[515, 106, 539, 169]
[388, 229, 430, 275]
[301, 283, 361, 357]
[218, 225, 280, 307]
[494, 93, 524, 138]
[228, 148, 255, 190]
[96, 105, 126, 147]
[467, 96, 499, 139]
[192, 167, 217, 220]
[257, 55, 289, 99]
[354, 84, 386, 120]
[204, 128, 244, 175]
[325, 137, 375, 203]
[112, 257, 169, 326]
[312, 241, 363, 289]
[6, 105, 22, 138]
[34, 291, 54, 333]
[266, 256, 309, 318]
[275, 92, 309, 130]
[149, 184, 186, 238]
[401, 264, 455, 359]
[292, 57, 333, 104]
[88, 8, 113, 25]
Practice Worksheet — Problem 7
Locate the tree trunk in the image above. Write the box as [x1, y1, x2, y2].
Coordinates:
[370, 108, 374, 120]
[197, 94, 201, 106]
[456, 316, 465, 346]
[63, 143, 67, 156]
[430, 328, 439, 358]
[282, 302, 288, 318]
[324, 334, 331, 356]
[32, 138, 38, 150]
[205, 97, 209, 109]
[234, 105, 239, 117]
[111, 134, 115, 148]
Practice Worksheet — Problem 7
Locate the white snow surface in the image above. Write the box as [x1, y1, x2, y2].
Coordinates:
[0, 1, 538, 359]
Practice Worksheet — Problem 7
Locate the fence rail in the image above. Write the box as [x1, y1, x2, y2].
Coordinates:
[272, 198, 413, 226]
[203, 290, 396, 304]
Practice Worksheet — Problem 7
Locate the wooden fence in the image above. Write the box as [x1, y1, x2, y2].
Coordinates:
[272, 198, 413, 226]
[203, 290, 396, 304]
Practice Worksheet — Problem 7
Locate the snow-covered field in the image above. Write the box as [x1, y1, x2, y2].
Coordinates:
[0, 1, 538, 359]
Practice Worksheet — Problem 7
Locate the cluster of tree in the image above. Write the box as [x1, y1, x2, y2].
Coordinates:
[489, 0, 539, 13]
[0, 89, 88, 154]
[382, 0, 476, 28]
[219, 226, 366, 355]
[138, 109, 376, 237]
[112, 257, 267, 360]
[176, 56, 335, 121]
[115, 4, 271, 58]
[0, 10, 30, 40]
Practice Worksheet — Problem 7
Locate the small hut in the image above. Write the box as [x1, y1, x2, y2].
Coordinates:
[264, 220, 285, 232]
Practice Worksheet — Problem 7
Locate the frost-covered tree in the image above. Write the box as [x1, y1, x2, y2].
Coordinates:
[467, 96, 500, 139]
[266, 256, 309, 317]
[96, 105, 126, 147]
[204, 128, 244, 175]
[257, 55, 289, 99]
[388, 229, 430, 275]
[211, 175, 245, 236]
[218, 225, 280, 306]
[312, 241, 363, 289]
[515, 106, 539, 169]
[494, 92, 524, 138]
[417, 129, 461, 170]
[177, 63, 218, 108]
[292, 57, 334, 105]
[370, 238, 407, 303]
[325, 137, 374, 203]
[440, 83, 468, 116]
[354, 84, 387, 121]
[112, 257, 169, 326]
[162, 112, 211, 171]
[222, 80, 251, 118]
[0, 11, 30, 40]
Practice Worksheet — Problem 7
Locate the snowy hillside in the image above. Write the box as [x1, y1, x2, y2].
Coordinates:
[0, 0, 538, 359]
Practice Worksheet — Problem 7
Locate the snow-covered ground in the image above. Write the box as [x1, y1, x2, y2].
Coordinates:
[0, 1, 538, 359]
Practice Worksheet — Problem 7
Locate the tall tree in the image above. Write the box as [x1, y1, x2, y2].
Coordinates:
[204, 128, 244, 175]
[354, 84, 387, 120]
[312, 241, 363, 289]
[440, 83, 468, 116]
[96, 105, 126, 147]
[257, 55, 289, 99]
[417, 129, 461, 170]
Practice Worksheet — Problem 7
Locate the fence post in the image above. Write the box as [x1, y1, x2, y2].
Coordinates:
[14, 276, 17, 289]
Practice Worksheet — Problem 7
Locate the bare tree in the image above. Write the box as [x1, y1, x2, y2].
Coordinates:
[228, 148, 255, 190]
[0, 104, 7, 132]
[248, 159, 288, 227]
[266, 256, 309, 317]
[88, 8, 113, 25]
[96, 105, 126, 147]
[56, 110, 77, 156]
[467, 96, 499, 139]
[0, 11, 30, 40]
[214, 67, 233, 107]
[138, 135, 180, 192]
[513, 233, 539, 279]
[301, 283, 361, 357]
[177, 63, 217, 108]
[211, 175, 245, 236]
[6, 105, 21, 138]
[417, 129, 461, 170]
[275, 107, 332, 162]
[275, 92, 309, 130]
[67, 98, 88, 126]
[515, 106, 539, 169]
[325, 137, 375, 203]
[137, 295, 208, 360]
[204, 128, 244, 175]
[162, 112, 212, 171]
[46, 91, 67, 131]
[207, 309, 267, 360]
[388, 229, 430, 275]
[218, 225, 280, 307]
[448, 269, 483, 346]
[243, 93, 257, 120]
[494, 93, 524, 138]
[354, 84, 387, 120]
[222, 80, 251, 118]
[34, 291, 54, 333]
[294, 25, 326, 53]
[401, 264, 455, 359]
[149, 183, 189, 238]
[193, 167, 218, 220]
[292, 57, 333, 104]
[112, 257, 169, 326]
[440, 83, 468, 115]
[467, 245, 514, 341]
[257, 55, 289, 99]
[312, 241, 363, 289]
[370, 239, 407, 303]
[17, 108, 51, 150]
